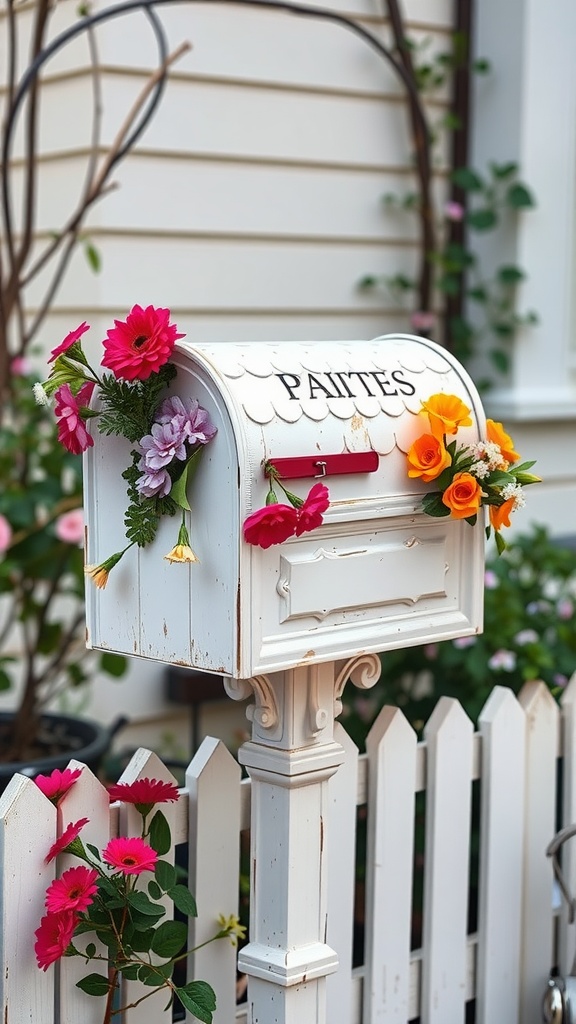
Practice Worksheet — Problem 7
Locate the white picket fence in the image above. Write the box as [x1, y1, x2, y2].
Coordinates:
[1, 678, 575, 1024]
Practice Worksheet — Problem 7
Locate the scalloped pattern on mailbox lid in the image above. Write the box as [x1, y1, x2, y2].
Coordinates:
[84, 334, 486, 678]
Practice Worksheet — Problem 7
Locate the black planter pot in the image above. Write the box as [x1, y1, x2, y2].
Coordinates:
[0, 711, 126, 794]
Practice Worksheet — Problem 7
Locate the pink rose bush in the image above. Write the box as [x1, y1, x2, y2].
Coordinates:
[33, 767, 243, 1023]
[40, 306, 217, 585]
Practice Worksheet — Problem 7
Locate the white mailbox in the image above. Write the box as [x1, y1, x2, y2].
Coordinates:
[84, 334, 486, 677]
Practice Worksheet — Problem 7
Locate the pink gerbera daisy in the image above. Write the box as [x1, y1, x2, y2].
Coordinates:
[35, 910, 78, 970]
[45, 866, 99, 914]
[48, 321, 90, 362]
[45, 818, 89, 864]
[102, 837, 158, 876]
[101, 304, 184, 381]
[108, 777, 179, 810]
[35, 767, 82, 804]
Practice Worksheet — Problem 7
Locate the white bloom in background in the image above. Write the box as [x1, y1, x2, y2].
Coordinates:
[488, 649, 517, 672]
[33, 382, 49, 406]
[514, 629, 539, 646]
[453, 635, 477, 650]
[542, 577, 561, 600]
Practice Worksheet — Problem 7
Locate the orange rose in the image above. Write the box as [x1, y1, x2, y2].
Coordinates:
[421, 393, 472, 439]
[489, 497, 515, 532]
[486, 419, 520, 464]
[407, 433, 451, 482]
[442, 472, 482, 519]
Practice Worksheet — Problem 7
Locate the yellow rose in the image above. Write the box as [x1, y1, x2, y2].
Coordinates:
[407, 433, 452, 483]
[421, 393, 472, 440]
[442, 472, 482, 519]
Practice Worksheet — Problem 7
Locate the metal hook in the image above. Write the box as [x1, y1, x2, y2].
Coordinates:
[314, 461, 327, 478]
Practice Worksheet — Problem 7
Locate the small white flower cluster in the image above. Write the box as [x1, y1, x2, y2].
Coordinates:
[469, 440, 508, 475]
[501, 481, 526, 509]
[33, 382, 49, 406]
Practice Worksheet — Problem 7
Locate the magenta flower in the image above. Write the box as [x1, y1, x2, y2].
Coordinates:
[54, 508, 84, 545]
[0, 514, 12, 555]
[45, 866, 99, 914]
[410, 310, 436, 332]
[48, 322, 90, 363]
[103, 836, 158, 875]
[108, 777, 179, 807]
[54, 382, 95, 455]
[35, 910, 78, 970]
[35, 767, 82, 804]
[243, 503, 299, 549]
[10, 355, 30, 375]
[444, 200, 464, 222]
[102, 304, 184, 381]
[45, 818, 89, 864]
[295, 483, 329, 536]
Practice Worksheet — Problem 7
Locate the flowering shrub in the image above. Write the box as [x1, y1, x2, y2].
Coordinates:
[33, 769, 244, 1023]
[39, 306, 217, 586]
[407, 392, 539, 551]
[341, 526, 576, 745]
[0, 368, 128, 763]
[243, 464, 330, 548]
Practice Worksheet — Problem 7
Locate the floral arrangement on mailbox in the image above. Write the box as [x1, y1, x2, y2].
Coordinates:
[38, 316, 539, 675]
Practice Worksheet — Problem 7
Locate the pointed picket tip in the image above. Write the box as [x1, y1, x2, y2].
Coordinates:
[478, 684, 525, 729]
[561, 671, 576, 708]
[518, 679, 559, 719]
[366, 703, 415, 753]
[117, 746, 179, 786]
[424, 694, 473, 741]
[0, 770, 56, 822]
[334, 719, 360, 759]
[186, 735, 241, 784]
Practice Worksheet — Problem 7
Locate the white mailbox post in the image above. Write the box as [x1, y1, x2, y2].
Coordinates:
[84, 335, 486, 1023]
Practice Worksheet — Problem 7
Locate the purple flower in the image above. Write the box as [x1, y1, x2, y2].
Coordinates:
[488, 649, 517, 672]
[136, 467, 172, 498]
[444, 200, 464, 222]
[157, 396, 217, 446]
[514, 629, 538, 646]
[139, 421, 187, 470]
[557, 598, 574, 621]
[484, 570, 499, 590]
[453, 635, 477, 650]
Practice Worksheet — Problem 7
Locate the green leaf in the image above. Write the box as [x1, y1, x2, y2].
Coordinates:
[421, 493, 451, 518]
[506, 182, 535, 209]
[489, 349, 510, 375]
[467, 208, 497, 231]
[84, 241, 102, 273]
[489, 160, 518, 180]
[127, 890, 166, 918]
[169, 884, 198, 918]
[149, 810, 171, 856]
[119, 964, 141, 980]
[128, 927, 155, 952]
[150, 920, 188, 958]
[497, 265, 525, 285]
[138, 962, 173, 986]
[86, 844, 102, 862]
[451, 166, 484, 191]
[495, 530, 507, 555]
[76, 973, 110, 997]
[148, 880, 162, 900]
[176, 981, 217, 1024]
[99, 651, 128, 677]
[85, 943, 96, 959]
[0, 668, 12, 691]
[473, 58, 490, 74]
[155, 860, 177, 892]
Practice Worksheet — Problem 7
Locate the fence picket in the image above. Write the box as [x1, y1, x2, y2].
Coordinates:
[363, 704, 417, 1024]
[0, 773, 56, 1024]
[476, 685, 526, 1024]
[59, 760, 113, 1024]
[518, 680, 559, 1024]
[421, 697, 473, 1024]
[116, 748, 180, 1024]
[559, 673, 576, 975]
[186, 736, 242, 1024]
[326, 722, 359, 1024]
